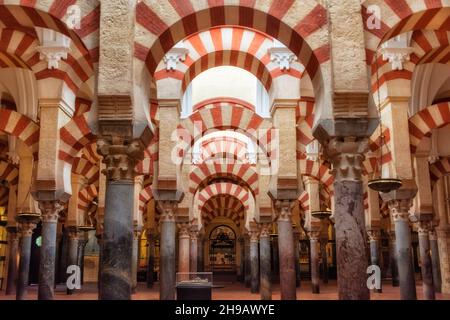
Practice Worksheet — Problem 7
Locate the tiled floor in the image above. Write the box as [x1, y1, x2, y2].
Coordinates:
[1, 280, 449, 300]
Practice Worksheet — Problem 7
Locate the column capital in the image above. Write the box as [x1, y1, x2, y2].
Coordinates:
[429, 228, 438, 241]
[367, 229, 381, 241]
[417, 221, 432, 236]
[249, 230, 260, 242]
[38, 200, 65, 223]
[387, 198, 413, 222]
[325, 136, 369, 182]
[178, 222, 190, 238]
[16, 215, 39, 237]
[272, 199, 295, 222]
[157, 200, 178, 223]
[259, 223, 271, 239]
[189, 225, 199, 240]
[67, 227, 81, 241]
[308, 230, 321, 241]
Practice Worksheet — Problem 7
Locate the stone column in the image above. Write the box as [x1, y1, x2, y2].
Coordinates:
[320, 230, 329, 284]
[417, 221, 435, 300]
[178, 223, 190, 278]
[37, 201, 64, 300]
[259, 223, 272, 300]
[429, 229, 442, 293]
[96, 234, 102, 292]
[77, 236, 88, 285]
[16, 216, 39, 300]
[389, 231, 399, 286]
[308, 231, 320, 294]
[131, 229, 140, 293]
[97, 137, 144, 300]
[274, 200, 297, 300]
[5, 227, 19, 295]
[249, 228, 260, 294]
[189, 226, 199, 274]
[157, 200, 178, 300]
[272, 235, 279, 281]
[238, 236, 245, 282]
[325, 137, 370, 300]
[293, 230, 301, 287]
[146, 231, 155, 288]
[367, 229, 382, 293]
[66, 227, 81, 295]
[198, 234, 204, 272]
[386, 198, 417, 300]
[244, 235, 251, 288]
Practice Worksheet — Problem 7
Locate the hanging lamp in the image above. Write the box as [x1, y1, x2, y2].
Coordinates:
[368, 50, 402, 193]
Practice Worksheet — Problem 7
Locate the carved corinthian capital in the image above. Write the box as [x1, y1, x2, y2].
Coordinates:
[259, 223, 271, 239]
[367, 229, 381, 241]
[387, 199, 413, 222]
[157, 200, 178, 223]
[325, 137, 368, 182]
[273, 200, 295, 222]
[38, 200, 65, 223]
[97, 136, 144, 181]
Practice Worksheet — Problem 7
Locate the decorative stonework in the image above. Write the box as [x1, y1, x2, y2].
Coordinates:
[178, 223, 190, 238]
[35, 27, 72, 70]
[429, 229, 438, 241]
[273, 200, 295, 222]
[367, 229, 381, 241]
[19, 222, 37, 237]
[325, 137, 368, 182]
[418, 221, 432, 236]
[259, 223, 271, 239]
[387, 199, 413, 222]
[189, 225, 199, 240]
[269, 46, 297, 70]
[380, 34, 413, 71]
[38, 201, 65, 223]
[68, 228, 81, 241]
[163, 44, 189, 71]
[97, 137, 144, 181]
[157, 201, 178, 222]
[308, 231, 321, 241]
[249, 230, 260, 242]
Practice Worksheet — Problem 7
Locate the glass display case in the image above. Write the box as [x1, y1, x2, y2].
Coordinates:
[176, 272, 213, 300]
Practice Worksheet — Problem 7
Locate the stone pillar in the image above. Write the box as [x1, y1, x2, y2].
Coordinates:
[131, 229, 140, 293]
[293, 230, 301, 287]
[386, 198, 417, 300]
[308, 231, 320, 294]
[16, 217, 38, 300]
[77, 235, 88, 285]
[198, 234, 204, 272]
[37, 201, 64, 300]
[274, 200, 297, 300]
[436, 177, 450, 293]
[238, 236, 245, 282]
[178, 223, 190, 278]
[389, 231, 399, 286]
[249, 228, 260, 294]
[189, 226, 199, 274]
[259, 223, 272, 300]
[326, 137, 370, 300]
[97, 137, 144, 300]
[96, 234, 102, 292]
[429, 229, 442, 293]
[417, 222, 435, 300]
[272, 235, 279, 281]
[66, 227, 81, 295]
[367, 229, 382, 293]
[5, 227, 19, 295]
[146, 231, 155, 288]
[244, 236, 251, 288]
[157, 200, 178, 300]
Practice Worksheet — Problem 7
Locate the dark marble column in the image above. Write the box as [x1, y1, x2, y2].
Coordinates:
[16, 216, 39, 300]
[157, 201, 177, 300]
[244, 236, 251, 288]
[5, 227, 19, 295]
[37, 201, 64, 300]
[189, 226, 199, 274]
[197, 235, 204, 272]
[146, 231, 155, 288]
[320, 238, 329, 284]
[418, 222, 435, 300]
[66, 227, 80, 295]
[58, 229, 69, 286]
[259, 224, 272, 300]
[131, 229, 140, 293]
[429, 229, 442, 293]
[274, 200, 296, 300]
[327, 137, 370, 300]
[76, 236, 88, 285]
[272, 236, 279, 281]
[249, 230, 259, 294]
[389, 231, 399, 286]
[387, 199, 417, 300]
[293, 230, 301, 287]
[238, 237, 245, 282]
[368, 229, 382, 293]
[96, 234, 102, 292]
[309, 231, 320, 294]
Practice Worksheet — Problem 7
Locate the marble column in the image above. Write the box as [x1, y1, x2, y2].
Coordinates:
[238, 237, 245, 282]
[249, 230, 259, 294]
[178, 223, 190, 279]
[368, 229, 382, 293]
[389, 231, 399, 287]
[244, 236, 251, 288]
[309, 231, 320, 294]
[5, 227, 19, 295]
[259, 224, 272, 300]
[131, 229, 140, 293]
[197, 235, 204, 272]
[418, 222, 435, 300]
[16, 216, 38, 300]
[58, 230, 69, 286]
[320, 239, 329, 284]
[96, 235, 102, 292]
[293, 230, 301, 287]
[37, 201, 63, 300]
[326, 137, 370, 300]
[97, 138, 143, 300]
[272, 236, 279, 280]
[157, 201, 177, 300]
[387, 199, 417, 300]
[189, 226, 199, 274]
[274, 200, 297, 300]
[66, 227, 80, 295]
[429, 229, 442, 293]
[77, 236, 88, 285]
[146, 232, 155, 288]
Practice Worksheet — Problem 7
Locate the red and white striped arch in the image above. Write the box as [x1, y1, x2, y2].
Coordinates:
[296, 97, 316, 157]
[154, 26, 304, 91]
[194, 97, 255, 112]
[0, 109, 40, 159]
[139, 185, 153, 214]
[0, 159, 18, 186]
[298, 156, 334, 188]
[74, 98, 92, 117]
[362, 0, 450, 65]
[71, 157, 99, 185]
[196, 182, 250, 212]
[429, 157, 450, 184]
[196, 135, 249, 164]
[80, 142, 101, 165]
[189, 162, 258, 195]
[78, 184, 98, 215]
[135, 1, 330, 89]
[409, 102, 450, 153]
[201, 195, 245, 227]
